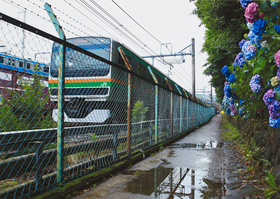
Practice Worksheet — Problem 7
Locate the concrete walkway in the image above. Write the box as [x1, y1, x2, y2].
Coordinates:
[73, 115, 259, 199]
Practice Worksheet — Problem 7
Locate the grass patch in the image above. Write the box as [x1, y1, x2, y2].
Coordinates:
[221, 115, 280, 198]
[221, 115, 242, 142]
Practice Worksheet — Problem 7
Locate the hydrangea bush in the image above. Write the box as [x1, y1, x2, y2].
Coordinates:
[222, 0, 280, 127]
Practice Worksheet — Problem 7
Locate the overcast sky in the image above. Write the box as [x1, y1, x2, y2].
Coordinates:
[0, 0, 212, 96]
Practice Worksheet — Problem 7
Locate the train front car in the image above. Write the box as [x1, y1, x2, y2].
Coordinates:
[49, 37, 113, 124]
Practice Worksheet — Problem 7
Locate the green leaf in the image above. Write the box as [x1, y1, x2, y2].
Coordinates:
[253, 66, 264, 74]
[276, 91, 280, 101]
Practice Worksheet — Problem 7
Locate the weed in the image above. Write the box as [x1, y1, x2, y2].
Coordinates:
[159, 146, 164, 151]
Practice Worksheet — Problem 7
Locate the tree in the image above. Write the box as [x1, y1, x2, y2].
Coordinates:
[193, 0, 247, 103]
[131, 100, 149, 123]
[0, 74, 55, 132]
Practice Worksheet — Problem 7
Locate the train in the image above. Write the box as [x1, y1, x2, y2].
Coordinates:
[0, 53, 49, 104]
[48, 37, 206, 124]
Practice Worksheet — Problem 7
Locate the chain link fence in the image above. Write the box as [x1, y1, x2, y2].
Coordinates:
[0, 12, 215, 198]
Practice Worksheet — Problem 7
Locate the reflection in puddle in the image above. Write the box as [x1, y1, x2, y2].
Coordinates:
[124, 166, 225, 198]
[169, 141, 223, 149]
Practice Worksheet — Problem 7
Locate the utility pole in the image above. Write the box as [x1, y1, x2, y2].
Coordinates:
[210, 84, 213, 105]
[18, 11, 26, 58]
[142, 38, 195, 92]
[192, 38, 195, 98]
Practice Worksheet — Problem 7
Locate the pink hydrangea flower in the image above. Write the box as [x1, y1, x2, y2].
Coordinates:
[244, 2, 259, 23]
[275, 50, 280, 67]
[259, 13, 265, 19]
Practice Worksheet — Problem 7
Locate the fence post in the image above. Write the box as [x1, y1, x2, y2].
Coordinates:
[147, 66, 158, 144]
[187, 100, 189, 131]
[167, 124, 169, 138]
[149, 125, 153, 146]
[175, 84, 182, 134]
[164, 78, 173, 137]
[44, 3, 66, 184]
[170, 92, 173, 137]
[118, 47, 132, 157]
[113, 132, 118, 162]
[155, 85, 158, 143]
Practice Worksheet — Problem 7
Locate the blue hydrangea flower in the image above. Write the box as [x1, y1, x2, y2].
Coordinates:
[248, 30, 262, 44]
[224, 84, 231, 97]
[221, 65, 230, 78]
[239, 39, 246, 49]
[244, 45, 257, 60]
[242, 40, 254, 54]
[269, 117, 280, 128]
[252, 19, 267, 35]
[250, 74, 263, 93]
[239, 107, 245, 116]
[274, 24, 280, 34]
[271, 0, 279, 8]
[228, 74, 235, 83]
[240, 99, 245, 105]
[240, 0, 252, 9]
[274, 85, 280, 91]
[230, 99, 234, 104]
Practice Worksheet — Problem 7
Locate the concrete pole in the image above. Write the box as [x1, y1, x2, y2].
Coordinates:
[192, 38, 195, 98]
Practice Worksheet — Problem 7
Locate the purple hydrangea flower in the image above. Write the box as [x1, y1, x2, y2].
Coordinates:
[230, 104, 235, 110]
[268, 100, 280, 119]
[231, 109, 237, 116]
[234, 52, 246, 68]
[221, 65, 230, 77]
[250, 74, 263, 93]
[263, 89, 276, 105]
[244, 45, 257, 60]
[277, 69, 280, 77]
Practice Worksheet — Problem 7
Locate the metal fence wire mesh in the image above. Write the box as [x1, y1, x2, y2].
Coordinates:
[0, 13, 215, 199]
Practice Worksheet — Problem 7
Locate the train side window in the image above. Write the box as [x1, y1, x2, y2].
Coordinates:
[19, 61, 23, 68]
[0, 56, 3, 64]
[8, 59, 15, 66]
[44, 66, 49, 73]
[26, 63, 31, 69]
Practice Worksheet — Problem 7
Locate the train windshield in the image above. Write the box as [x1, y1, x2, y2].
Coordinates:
[50, 37, 111, 77]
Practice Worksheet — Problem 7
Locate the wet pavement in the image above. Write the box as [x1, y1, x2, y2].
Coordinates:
[73, 115, 260, 199]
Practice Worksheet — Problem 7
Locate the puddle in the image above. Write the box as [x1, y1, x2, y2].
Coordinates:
[169, 141, 223, 149]
[123, 166, 225, 198]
